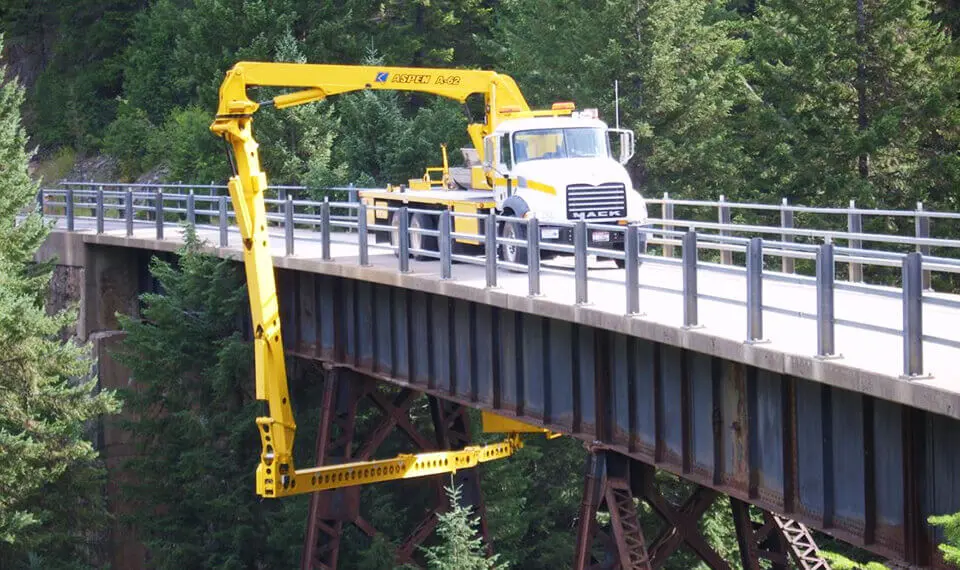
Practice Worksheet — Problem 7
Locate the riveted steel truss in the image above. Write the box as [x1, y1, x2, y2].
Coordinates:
[574, 450, 832, 570]
[574, 451, 652, 570]
[301, 368, 488, 570]
[732, 498, 832, 570]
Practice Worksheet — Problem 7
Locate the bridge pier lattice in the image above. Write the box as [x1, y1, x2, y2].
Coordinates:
[301, 367, 487, 570]
[574, 450, 832, 570]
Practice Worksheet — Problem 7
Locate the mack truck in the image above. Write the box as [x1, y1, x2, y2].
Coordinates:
[357, 70, 649, 267]
[209, 62, 643, 498]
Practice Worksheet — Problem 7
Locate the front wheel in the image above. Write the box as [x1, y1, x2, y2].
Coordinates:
[498, 220, 528, 268]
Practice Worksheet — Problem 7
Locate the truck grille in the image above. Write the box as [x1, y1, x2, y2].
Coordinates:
[566, 183, 627, 220]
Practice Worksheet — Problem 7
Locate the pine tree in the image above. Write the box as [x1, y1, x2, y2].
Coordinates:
[255, 27, 348, 188]
[422, 483, 506, 570]
[492, 0, 748, 197]
[115, 227, 306, 569]
[333, 47, 468, 187]
[741, 0, 959, 207]
[0, 40, 118, 568]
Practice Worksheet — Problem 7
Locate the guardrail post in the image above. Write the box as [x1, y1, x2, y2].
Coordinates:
[36, 188, 43, 216]
[187, 189, 196, 225]
[662, 192, 674, 258]
[719, 194, 732, 265]
[359, 202, 370, 267]
[527, 216, 540, 295]
[218, 196, 228, 247]
[155, 188, 164, 240]
[683, 230, 699, 328]
[440, 209, 452, 279]
[575, 218, 588, 304]
[284, 195, 294, 256]
[95, 186, 104, 234]
[902, 252, 924, 377]
[66, 187, 74, 231]
[816, 241, 836, 357]
[848, 199, 863, 282]
[485, 211, 497, 287]
[399, 206, 410, 273]
[781, 197, 795, 274]
[746, 237, 765, 342]
[347, 183, 357, 233]
[321, 198, 331, 261]
[915, 202, 932, 290]
[625, 223, 640, 315]
[125, 189, 134, 236]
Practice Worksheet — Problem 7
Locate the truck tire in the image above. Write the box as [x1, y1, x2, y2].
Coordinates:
[605, 254, 643, 269]
[390, 210, 403, 258]
[499, 220, 528, 268]
[409, 212, 438, 260]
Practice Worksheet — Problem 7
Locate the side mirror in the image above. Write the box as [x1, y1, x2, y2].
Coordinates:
[608, 128, 635, 165]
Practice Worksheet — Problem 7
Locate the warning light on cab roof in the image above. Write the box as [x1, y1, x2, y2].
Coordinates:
[551, 101, 576, 111]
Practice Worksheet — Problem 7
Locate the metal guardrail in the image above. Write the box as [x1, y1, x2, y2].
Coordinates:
[37, 182, 960, 380]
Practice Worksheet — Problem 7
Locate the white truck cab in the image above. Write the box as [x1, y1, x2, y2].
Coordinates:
[482, 112, 648, 265]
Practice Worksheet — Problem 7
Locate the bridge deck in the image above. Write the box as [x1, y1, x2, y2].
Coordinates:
[64, 218, 960, 420]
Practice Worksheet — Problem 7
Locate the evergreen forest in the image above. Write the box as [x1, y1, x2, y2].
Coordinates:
[1, 1, 960, 569]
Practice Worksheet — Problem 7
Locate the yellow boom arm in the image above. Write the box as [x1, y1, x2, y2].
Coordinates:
[212, 62, 529, 164]
[210, 62, 541, 498]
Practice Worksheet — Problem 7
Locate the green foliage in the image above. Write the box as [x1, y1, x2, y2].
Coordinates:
[350, 532, 418, 570]
[422, 483, 506, 570]
[33, 146, 77, 185]
[0, 43, 118, 569]
[124, 0, 296, 122]
[255, 28, 348, 188]
[146, 106, 230, 184]
[492, 0, 748, 197]
[114, 227, 306, 569]
[741, 0, 959, 207]
[821, 550, 890, 569]
[102, 103, 157, 180]
[16, 1, 142, 150]
[480, 436, 585, 569]
[930, 511, 960, 565]
[334, 89, 467, 187]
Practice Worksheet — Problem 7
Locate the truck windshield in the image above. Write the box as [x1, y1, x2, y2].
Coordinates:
[512, 128, 608, 164]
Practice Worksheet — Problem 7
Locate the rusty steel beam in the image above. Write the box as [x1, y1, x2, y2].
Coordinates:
[302, 369, 366, 570]
[773, 516, 832, 570]
[605, 479, 652, 569]
[643, 480, 726, 568]
[573, 451, 605, 569]
[732, 498, 832, 570]
[731, 499, 789, 570]
[574, 451, 652, 570]
[301, 369, 491, 569]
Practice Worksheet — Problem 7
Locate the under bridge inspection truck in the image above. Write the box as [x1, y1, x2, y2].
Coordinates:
[210, 61, 638, 498]
[359, 68, 649, 267]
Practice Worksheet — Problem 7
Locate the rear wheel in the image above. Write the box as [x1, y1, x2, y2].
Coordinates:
[609, 252, 642, 269]
[498, 220, 528, 268]
[390, 211, 403, 258]
[409, 212, 437, 260]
